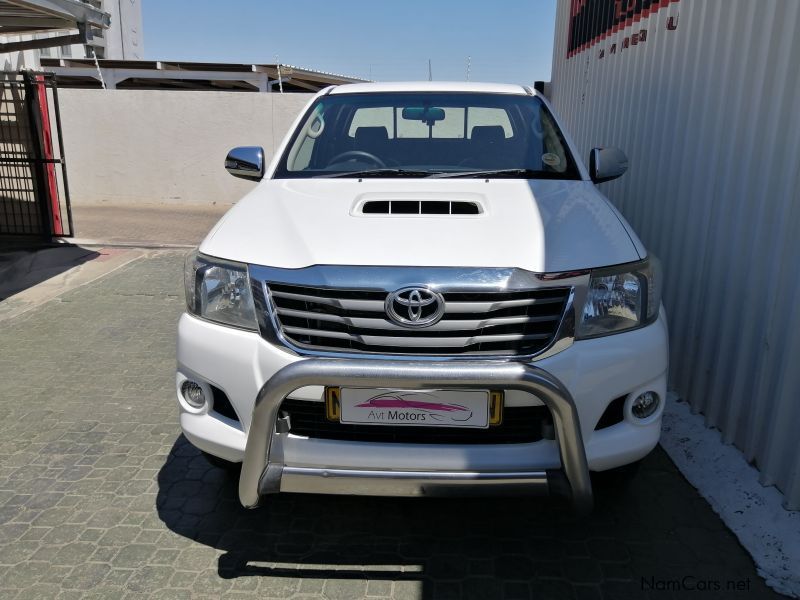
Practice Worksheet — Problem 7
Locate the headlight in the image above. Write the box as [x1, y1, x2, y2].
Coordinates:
[576, 257, 661, 339]
[184, 250, 257, 330]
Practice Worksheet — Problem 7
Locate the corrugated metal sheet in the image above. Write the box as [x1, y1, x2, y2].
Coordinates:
[549, 0, 800, 509]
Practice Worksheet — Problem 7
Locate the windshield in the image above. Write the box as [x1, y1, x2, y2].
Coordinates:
[274, 92, 581, 179]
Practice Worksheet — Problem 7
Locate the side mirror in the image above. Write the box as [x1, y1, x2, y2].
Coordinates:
[225, 146, 264, 181]
[589, 147, 628, 183]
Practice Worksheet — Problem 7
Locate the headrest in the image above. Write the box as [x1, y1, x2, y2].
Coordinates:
[354, 126, 389, 144]
[471, 125, 506, 144]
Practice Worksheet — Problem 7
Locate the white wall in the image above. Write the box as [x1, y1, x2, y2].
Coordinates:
[57, 89, 313, 205]
[549, 0, 800, 509]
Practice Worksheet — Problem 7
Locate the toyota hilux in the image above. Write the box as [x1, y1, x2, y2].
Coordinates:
[177, 82, 668, 514]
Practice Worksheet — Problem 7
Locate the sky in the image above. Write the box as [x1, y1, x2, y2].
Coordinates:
[142, 0, 557, 85]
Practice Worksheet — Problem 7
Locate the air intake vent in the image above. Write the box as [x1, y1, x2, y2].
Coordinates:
[360, 200, 482, 215]
[280, 398, 551, 444]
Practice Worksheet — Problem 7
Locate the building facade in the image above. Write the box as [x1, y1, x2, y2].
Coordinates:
[1, 0, 142, 71]
[548, 0, 800, 509]
[94, 0, 143, 60]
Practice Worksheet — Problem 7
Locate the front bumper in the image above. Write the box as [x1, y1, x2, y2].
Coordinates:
[176, 311, 669, 510]
[239, 358, 593, 513]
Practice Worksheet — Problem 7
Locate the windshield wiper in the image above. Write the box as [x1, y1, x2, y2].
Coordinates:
[316, 168, 436, 178]
[429, 168, 566, 179]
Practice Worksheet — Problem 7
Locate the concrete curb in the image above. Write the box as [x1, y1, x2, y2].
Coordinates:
[661, 393, 800, 598]
[55, 238, 197, 250]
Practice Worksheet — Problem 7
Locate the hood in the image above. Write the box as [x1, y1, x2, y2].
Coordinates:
[201, 179, 643, 272]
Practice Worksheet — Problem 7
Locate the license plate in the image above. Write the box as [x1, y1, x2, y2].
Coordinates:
[330, 387, 499, 428]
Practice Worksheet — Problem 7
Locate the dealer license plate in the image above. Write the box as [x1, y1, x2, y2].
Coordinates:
[331, 387, 495, 428]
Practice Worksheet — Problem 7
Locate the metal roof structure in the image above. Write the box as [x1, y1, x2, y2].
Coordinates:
[39, 58, 368, 92]
[0, 0, 109, 52]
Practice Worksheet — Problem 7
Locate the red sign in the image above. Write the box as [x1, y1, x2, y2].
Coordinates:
[567, 0, 680, 58]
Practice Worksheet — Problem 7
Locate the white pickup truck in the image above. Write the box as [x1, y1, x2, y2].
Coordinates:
[177, 82, 668, 514]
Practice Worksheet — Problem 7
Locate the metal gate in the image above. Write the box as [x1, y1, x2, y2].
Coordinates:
[0, 71, 73, 238]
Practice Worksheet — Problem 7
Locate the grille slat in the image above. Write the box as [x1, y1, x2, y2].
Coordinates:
[281, 399, 549, 444]
[282, 326, 552, 347]
[266, 282, 569, 356]
[276, 307, 560, 331]
[270, 290, 386, 311]
[443, 297, 564, 313]
[271, 290, 563, 315]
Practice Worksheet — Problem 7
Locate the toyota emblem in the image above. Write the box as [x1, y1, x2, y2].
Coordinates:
[385, 286, 445, 328]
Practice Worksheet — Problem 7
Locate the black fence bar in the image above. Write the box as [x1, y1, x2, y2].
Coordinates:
[0, 71, 73, 238]
[1, 73, 42, 236]
[50, 80, 74, 237]
[21, 71, 53, 237]
[0, 158, 66, 164]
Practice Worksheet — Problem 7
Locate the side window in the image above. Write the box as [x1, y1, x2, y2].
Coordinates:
[348, 107, 395, 138]
[467, 108, 513, 138]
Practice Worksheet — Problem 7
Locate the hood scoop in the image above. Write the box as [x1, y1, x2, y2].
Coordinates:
[358, 199, 483, 216]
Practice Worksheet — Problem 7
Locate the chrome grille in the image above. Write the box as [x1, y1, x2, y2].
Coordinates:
[265, 282, 570, 356]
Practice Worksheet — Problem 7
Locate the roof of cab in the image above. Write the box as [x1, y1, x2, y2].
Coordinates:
[327, 81, 532, 95]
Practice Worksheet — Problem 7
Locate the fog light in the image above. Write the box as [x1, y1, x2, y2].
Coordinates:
[631, 391, 659, 419]
[181, 381, 206, 409]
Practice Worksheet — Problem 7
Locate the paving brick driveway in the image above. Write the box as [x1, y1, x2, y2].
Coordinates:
[0, 250, 787, 599]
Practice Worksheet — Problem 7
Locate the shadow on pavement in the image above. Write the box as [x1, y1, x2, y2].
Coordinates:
[0, 245, 99, 300]
[156, 435, 785, 599]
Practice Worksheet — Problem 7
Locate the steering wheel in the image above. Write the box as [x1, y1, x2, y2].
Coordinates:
[328, 150, 386, 169]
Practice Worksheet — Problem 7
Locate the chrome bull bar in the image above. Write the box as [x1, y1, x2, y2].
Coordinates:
[239, 359, 593, 514]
